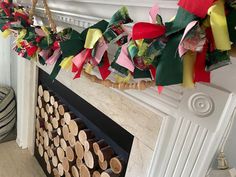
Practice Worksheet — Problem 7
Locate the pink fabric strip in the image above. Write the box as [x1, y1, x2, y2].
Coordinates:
[94, 39, 108, 64]
[46, 48, 61, 65]
[178, 21, 198, 57]
[149, 4, 159, 24]
[116, 44, 135, 72]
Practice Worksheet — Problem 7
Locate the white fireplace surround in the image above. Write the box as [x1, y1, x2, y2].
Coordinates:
[5, 0, 236, 177]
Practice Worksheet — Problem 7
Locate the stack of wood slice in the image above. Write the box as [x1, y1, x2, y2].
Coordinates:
[35, 85, 126, 177]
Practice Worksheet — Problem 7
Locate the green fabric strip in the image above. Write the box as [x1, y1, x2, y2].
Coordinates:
[165, 7, 198, 36]
[156, 33, 183, 86]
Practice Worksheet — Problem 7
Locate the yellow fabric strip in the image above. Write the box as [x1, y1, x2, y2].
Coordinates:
[16, 29, 27, 47]
[84, 29, 103, 49]
[1, 29, 11, 38]
[182, 51, 197, 88]
[208, 0, 231, 51]
[60, 56, 73, 70]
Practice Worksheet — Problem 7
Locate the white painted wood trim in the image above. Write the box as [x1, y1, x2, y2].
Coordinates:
[16, 59, 38, 154]
[61, 0, 179, 9]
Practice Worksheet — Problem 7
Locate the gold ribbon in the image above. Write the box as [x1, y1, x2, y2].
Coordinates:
[182, 51, 197, 88]
[208, 0, 231, 51]
[84, 29, 103, 49]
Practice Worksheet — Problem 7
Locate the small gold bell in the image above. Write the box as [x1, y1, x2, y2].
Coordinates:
[217, 151, 229, 170]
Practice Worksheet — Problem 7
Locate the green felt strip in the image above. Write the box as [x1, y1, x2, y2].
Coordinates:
[165, 7, 198, 36]
[206, 50, 231, 71]
[50, 56, 63, 80]
[133, 68, 151, 79]
[227, 9, 236, 43]
[156, 33, 183, 86]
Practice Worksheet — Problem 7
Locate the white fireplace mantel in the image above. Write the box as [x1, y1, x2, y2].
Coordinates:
[9, 1, 236, 177]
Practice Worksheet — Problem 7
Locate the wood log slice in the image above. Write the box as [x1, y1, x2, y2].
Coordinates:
[57, 128, 62, 136]
[44, 151, 49, 163]
[44, 112, 49, 122]
[46, 103, 50, 114]
[54, 101, 59, 109]
[76, 158, 82, 169]
[71, 166, 80, 177]
[58, 104, 69, 116]
[53, 135, 60, 147]
[84, 151, 98, 169]
[62, 125, 70, 141]
[101, 169, 119, 177]
[99, 160, 108, 171]
[49, 106, 54, 114]
[50, 95, 58, 106]
[93, 140, 108, 155]
[78, 129, 95, 146]
[38, 143, 44, 157]
[52, 118, 59, 129]
[74, 141, 84, 160]
[40, 108, 46, 119]
[53, 168, 60, 177]
[47, 123, 53, 132]
[64, 112, 76, 125]
[60, 139, 68, 152]
[38, 85, 44, 97]
[38, 96, 43, 108]
[39, 136, 44, 146]
[93, 171, 101, 177]
[46, 161, 52, 174]
[110, 156, 125, 174]
[57, 147, 65, 163]
[47, 148, 52, 158]
[43, 90, 50, 103]
[58, 163, 64, 176]
[60, 118, 66, 127]
[55, 109, 60, 120]
[52, 156, 59, 168]
[97, 146, 114, 162]
[65, 171, 72, 177]
[80, 164, 91, 177]
[43, 131, 49, 149]
[68, 118, 85, 136]
[62, 157, 70, 172]
[68, 133, 76, 147]
[65, 146, 75, 162]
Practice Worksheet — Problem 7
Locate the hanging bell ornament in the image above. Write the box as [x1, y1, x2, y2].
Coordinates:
[217, 152, 229, 170]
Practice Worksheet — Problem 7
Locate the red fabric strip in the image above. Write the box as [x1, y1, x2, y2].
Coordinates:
[132, 22, 166, 40]
[178, 0, 215, 18]
[73, 49, 92, 79]
[98, 52, 111, 80]
[194, 43, 210, 83]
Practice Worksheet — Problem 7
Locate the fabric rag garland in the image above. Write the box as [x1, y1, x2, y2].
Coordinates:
[1, 0, 236, 90]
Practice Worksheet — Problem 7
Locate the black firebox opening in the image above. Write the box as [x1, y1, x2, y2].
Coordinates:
[35, 69, 134, 177]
